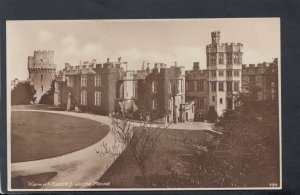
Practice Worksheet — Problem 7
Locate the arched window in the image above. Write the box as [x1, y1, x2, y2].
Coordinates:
[168, 80, 172, 93]
[152, 81, 158, 93]
[168, 98, 172, 110]
[152, 98, 158, 110]
[95, 91, 101, 106]
[81, 90, 87, 105]
[41, 74, 43, 81]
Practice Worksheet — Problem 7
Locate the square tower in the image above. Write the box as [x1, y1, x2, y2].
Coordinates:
[206, 31, 243, 116]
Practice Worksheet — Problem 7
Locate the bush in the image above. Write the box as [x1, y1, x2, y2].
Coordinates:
[11, 82, 36, 105]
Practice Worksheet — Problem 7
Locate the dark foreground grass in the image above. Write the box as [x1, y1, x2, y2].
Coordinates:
[96, 129, 216, 188]
[11, 111, 109, 162]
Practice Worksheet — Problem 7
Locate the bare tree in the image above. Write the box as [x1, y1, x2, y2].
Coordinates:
[96, 112, 169, 187]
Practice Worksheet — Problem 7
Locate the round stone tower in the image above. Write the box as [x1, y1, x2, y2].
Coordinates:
[28, 50, 56, 103]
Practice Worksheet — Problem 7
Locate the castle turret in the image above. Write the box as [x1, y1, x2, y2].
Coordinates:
[211, 31, 220, 45]
[28, 50, 56, 103]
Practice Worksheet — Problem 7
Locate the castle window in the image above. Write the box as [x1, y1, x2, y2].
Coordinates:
[234, 70, 239, 77]
[41, 85, 43, 92]
[227, 70, 232, 77]
[211, 70, 216, 77]
[67, 77, 74, 87]
[234, 82, 239, 91]
[218, 53, 224, 64]
[188, 81, 195, 91]
[197, 98, 204, 109]
[181, 79, 184, 92]
[219, 70, 224, 76]
[81, 75, 87, 87]
[226, 53, 232, 64]
[212, 96, 215, 102]
[227, 81, 233, 91]
[197, 81, 204, 91]
[41, 74, 43, 81]
[168, 80, 172, 93]
[152, 81, 158, 93]
[234, 53, 239, 64]
[220, 98, 223, 104]
[152, 98, 158, 110]
[95, 91, 101, 106]
[81, 90, 87, 105]
[219, 82, 224, 91]
[168, 98, 172, 110]
[211, 82, 216, 92]
[95, 75, 101, 87]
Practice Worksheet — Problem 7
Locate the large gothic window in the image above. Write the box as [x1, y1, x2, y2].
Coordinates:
[152, 81, 158, 93]
[95, 91, 101, 106]
[67, 76, 74, 87]
[81, 90, 87, 105]
[95, 75, 101, 87]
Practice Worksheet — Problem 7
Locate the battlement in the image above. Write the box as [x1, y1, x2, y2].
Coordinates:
[34, 50, 53, 54]
[242, 61, 277, 75]
[64, 58, 126, 75]
[207, 42, 243, 53]
[28, 50, 55, 69]
[186, 69, 208, 78]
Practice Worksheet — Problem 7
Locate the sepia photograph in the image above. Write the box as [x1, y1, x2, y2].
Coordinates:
[6, 18, 281, 191]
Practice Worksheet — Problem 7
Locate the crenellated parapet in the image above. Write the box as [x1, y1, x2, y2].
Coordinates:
[28, 50, 56, 69]
[242, 61, 277, 75]
[206, 42, 243, 53]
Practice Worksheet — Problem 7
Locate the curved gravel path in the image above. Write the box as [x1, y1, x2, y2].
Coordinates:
[11, 110, 126, 189]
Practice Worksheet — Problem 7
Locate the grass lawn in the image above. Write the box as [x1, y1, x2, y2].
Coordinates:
[11, 111, 109, 163]
[96, 128, 217, 188]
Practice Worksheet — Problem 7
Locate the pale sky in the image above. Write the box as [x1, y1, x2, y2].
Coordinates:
[7, 18, 280, 80]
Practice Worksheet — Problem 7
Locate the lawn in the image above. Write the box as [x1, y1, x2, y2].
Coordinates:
[11, 111, 109, 163]
[96, 128, 217, 188]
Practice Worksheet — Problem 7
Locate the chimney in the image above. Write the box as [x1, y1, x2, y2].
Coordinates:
[107, 58, 110, 63]
[174, 61, 178, 67]
[146, 63, 150, 72]
[142, 61, 145, 70]
[118, 57, 122, 63]
[193, 62, 200, 70]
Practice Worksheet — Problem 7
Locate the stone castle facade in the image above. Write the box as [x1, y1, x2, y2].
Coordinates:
[28, 31, 277, 123]
[28, 50, 56, 102]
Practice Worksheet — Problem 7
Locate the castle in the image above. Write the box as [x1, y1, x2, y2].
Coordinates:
[28, 50, 56, 102]
[28, 31, 277, 123]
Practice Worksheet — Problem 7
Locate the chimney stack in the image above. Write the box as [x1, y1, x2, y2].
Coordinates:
[175, 61, 178, 67]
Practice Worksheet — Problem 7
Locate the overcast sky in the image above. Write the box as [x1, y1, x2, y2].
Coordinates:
[7, 18, 280, 80]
